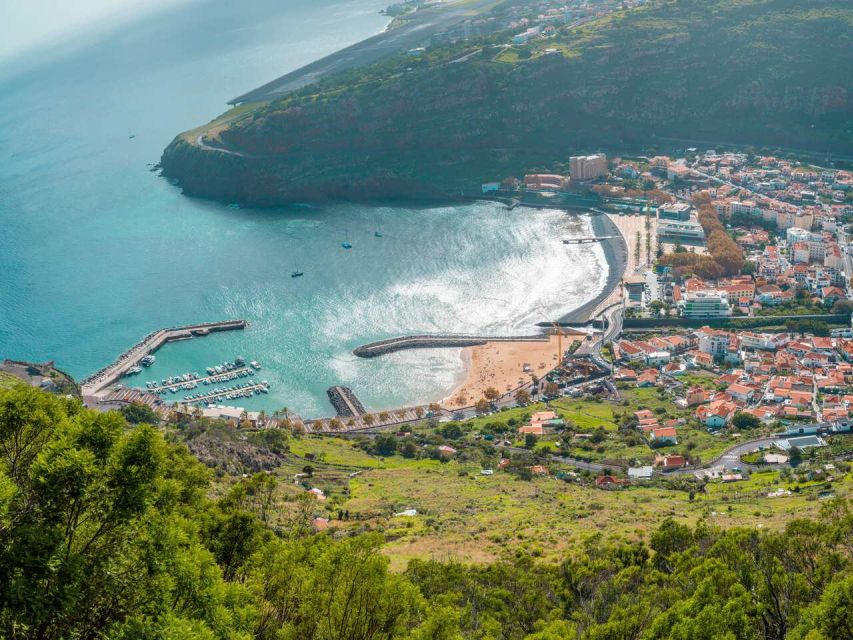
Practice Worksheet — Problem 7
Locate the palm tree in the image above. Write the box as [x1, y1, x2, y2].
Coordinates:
[363, 413, 376, 426]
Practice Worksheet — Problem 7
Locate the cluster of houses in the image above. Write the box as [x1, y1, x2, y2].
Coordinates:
[660, 257, 850, 318]
[614, 326, 853, 429]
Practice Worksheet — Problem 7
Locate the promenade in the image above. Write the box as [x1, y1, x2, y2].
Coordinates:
[81, 320, 247, 398]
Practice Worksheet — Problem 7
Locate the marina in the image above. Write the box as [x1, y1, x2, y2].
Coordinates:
[179, 382, 270, 406]
[80, 320, 247, 398]
[144, 366, 256, 393]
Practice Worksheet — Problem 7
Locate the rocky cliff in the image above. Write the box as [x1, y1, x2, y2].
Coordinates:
[161, 0, 853, 206]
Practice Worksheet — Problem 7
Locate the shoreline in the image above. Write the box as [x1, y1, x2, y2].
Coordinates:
[440, 335, 561, 408]
[557, 213, 628, 324]
[438, 210, 630, 408]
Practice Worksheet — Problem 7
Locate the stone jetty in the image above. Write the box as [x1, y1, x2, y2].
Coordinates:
[81, 320, 247, 398]
[326, 386, 367, 417]
[353, 334, 549, 358]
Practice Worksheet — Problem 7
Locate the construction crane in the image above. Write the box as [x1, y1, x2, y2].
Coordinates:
[551, 322, 565, 363]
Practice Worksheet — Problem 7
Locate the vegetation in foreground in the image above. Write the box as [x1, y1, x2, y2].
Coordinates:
[2, 384, 853, 639]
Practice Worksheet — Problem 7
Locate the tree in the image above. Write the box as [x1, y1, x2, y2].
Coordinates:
[515, 389, 531, 405]
[362, 413, 375, 426]
[524, 433, 537, 449]
[484, 387, 500, 401]
[439, 422, 463, 440]
[120, 401, 160, 425]
[475, 399, 490, 414]
[791, 574, 853, 640]
[831, 298, 853, 314]
[374, 434, 398, 457]
[731, 412, 761, 430]
[400, 441, 419, 459]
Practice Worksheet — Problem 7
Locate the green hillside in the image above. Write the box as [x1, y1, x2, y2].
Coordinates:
[2, 383, 853, 638]
[161, 0, 853, 204]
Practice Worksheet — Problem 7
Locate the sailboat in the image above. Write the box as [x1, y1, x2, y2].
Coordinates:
[291, 269, 304, 277]
[374, 230, 383, 238]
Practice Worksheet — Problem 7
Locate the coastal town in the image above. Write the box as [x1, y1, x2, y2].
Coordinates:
[6, 149, 853, 496]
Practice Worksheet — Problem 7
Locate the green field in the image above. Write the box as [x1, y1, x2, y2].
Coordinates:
[275, 434, 853, 569]
[0, 372, 21, 390]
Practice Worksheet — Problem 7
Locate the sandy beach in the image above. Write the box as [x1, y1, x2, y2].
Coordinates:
[441, 332, 586, 408]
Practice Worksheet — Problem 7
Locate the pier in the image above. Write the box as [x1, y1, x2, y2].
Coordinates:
[179, 383, 269, 406]
[81, 320, 247, 398]
[146, 367, 255, 393]
[353, 334, 549, 358]
[562, 236, 619, 245]
[327, 386, 367, 417]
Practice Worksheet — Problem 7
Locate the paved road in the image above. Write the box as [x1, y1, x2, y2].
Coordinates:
[194, 133, 253, 158]
[671, 436, 779, 475]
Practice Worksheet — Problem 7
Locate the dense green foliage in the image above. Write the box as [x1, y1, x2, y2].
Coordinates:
[1, 386, 852, 639]
[162, 0, 853, 205]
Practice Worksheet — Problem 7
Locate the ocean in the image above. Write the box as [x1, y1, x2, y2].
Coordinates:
[0, 0, 607, 416]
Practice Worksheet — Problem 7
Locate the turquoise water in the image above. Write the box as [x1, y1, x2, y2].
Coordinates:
[0, 0, 606, 416]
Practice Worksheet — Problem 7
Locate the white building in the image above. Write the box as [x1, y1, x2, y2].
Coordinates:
[739, 332, 789, 351]
[696, 328, 732, 355]
[681, 291, 732, 319]
[658, 220, 706, 239]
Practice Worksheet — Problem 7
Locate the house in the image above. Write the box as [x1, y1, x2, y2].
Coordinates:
[530, 465, 549, 475]
[308, 487, 326, 500]
[614, 367, 638, 381]
[655, 454, 687, 470]
[637, 370, 659, 387]
[726, 383, 755, 404]
[696, 399, 737, 428]
[519, 411, 564, 436]
[438, 445, 457, 458]
[518, 424, 544, 436]
[595, 475, 629, 488]
[646, 351, 671, 366]
[628, 466, 654, 481]
[686, 386, 708, 406]
[650, 426, 678, 445]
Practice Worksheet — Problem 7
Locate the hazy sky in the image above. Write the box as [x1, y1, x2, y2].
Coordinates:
[0, 0, 188, 62]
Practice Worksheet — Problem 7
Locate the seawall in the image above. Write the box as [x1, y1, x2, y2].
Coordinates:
[354, 334, 550, 358]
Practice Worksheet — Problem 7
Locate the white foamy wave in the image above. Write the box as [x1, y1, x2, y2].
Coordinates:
[321, 210, 607, 342]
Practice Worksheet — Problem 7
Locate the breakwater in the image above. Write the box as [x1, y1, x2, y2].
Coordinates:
[326, 386, 367, 417]
[81, 320, 247, 398]
[353, 334, 550, 358]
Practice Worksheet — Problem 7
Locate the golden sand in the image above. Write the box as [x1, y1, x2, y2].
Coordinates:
[441, 332, 586, 408]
